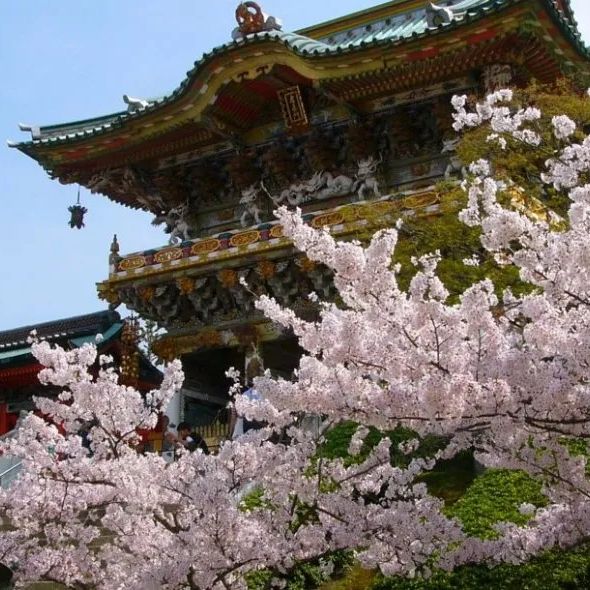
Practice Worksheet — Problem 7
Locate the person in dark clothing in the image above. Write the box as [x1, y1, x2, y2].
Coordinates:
[176, 421, 209, 454]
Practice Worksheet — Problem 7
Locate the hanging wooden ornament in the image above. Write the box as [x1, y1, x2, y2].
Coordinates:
[68, 187, 87, 229]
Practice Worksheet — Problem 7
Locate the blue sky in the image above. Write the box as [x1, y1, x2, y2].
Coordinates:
[1, 0, 589, 331]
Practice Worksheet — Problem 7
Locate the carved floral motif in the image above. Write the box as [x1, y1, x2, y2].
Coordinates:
[311, 212, 344, 228]
[138, 286, 155, 302]
[346, 123, 377, 162]
[154, 248, 183, 264]
[230, 230, 260, 247]
[305, 132, 336, 171]
[296, 256, 316, 273]
[86, 167, 165, 213]
[226, 152, 259, 189]
[256, 260, 276, 279]
[260, 141, 296, 182]
[217, 269, 238, 289]
[118, 256, 146, 272]
[176, 277, 196, 295]
[190, 239, 220, 256]
[238, 185, 263, 227]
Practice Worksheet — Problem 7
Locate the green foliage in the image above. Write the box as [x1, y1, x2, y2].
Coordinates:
[445, 469, 547, 539]
[319, 421, 445, 469]
[319, 422, 477, 508]
[370, 544, 590, 590]
[417, 451, 477, 506]
[312, 468, 590, 590]
[560, 438, 590, 475]
[393, 205, 525, 301]
[239, 486, 268, 512]
[246, 569, 274, 590]
[252, 83, 590, 585]
[321, 565, 376, 590]
[317, 470, 589, 590]
[284, 563, 332, 590]
[318, 422, 477, 506]
[353, 189, 527, 303]
[246, 552, 355, 590]
[457, 80, 590, 217]
[366, 470, 590, 590]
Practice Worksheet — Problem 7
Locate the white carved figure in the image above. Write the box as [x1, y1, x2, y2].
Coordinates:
[442, 137, 467, 179]
[263, 170, 355, 207]
[262, 176, 316, 207]
[239, 184, 262, 227]
[296, 171, 328, 202]
[287, 181, 310, 206]
[426, 3, 455, 28]
[317, 171, 354, 200]
[483, 64, 513, 93]
[152, 204, 192, 244]
[283, 177, 314, 206]
[354, 155, 382, 200]
[263, 184, 289, 206]
[123, 94, 150, 112]
[261, 181, 287, 206]
[169, 212, 192, 244]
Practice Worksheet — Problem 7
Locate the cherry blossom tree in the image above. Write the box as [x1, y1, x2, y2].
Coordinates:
[3, 88, 590, 589]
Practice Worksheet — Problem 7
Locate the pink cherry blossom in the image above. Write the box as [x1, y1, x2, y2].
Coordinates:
[3, 90, 590, 588]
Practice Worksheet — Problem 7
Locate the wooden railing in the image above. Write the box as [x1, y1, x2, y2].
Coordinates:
[146, 418, 231, 454]
[194, 420, 231, 453]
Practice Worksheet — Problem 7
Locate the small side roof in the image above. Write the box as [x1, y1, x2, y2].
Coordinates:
[0, 311, 163, 387]
[0, 310, 121, 352]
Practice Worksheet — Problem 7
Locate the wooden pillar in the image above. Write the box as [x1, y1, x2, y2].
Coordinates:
[0, 403, 8, 436]
[244, 343, 264, 386]
[120, 318, 140, 388]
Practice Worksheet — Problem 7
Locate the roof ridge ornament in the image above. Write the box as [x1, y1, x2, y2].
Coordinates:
[123, 94, 150, 112]
[426, 2, 455, 28]
[232, 2, 282, 41]
[18, 123, 41, 140]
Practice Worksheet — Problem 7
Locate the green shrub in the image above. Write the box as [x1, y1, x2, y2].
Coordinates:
[246, 552, 354, 590]
[445, 469, 547, 539]
[370, 544, 590, 590]
[318, 422, 446, 469]
[368, 470, 590, 590]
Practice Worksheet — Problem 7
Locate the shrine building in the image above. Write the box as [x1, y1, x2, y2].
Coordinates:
[0, 311, 161, 436]
[11, 1, 590, 430]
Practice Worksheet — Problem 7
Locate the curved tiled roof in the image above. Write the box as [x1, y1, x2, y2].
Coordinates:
[0, 310, 121, 351]
[11, 0, 588, 150]
[0, 310, 163, 387]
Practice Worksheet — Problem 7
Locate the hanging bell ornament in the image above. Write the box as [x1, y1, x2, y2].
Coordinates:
[68, 187, 87, 229]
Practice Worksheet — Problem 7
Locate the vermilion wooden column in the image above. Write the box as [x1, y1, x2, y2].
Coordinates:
[0, 403, 8, 436]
